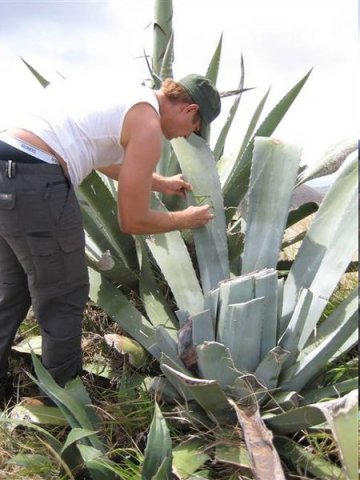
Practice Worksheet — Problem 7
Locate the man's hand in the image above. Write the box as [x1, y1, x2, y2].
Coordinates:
[175, 204, 214, 229]
[152, 173, 192, 198]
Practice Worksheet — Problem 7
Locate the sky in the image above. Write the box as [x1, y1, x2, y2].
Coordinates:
[0, 0, 357, 167]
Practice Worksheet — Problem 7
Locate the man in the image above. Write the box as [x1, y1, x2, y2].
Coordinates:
[0, 73, 221, 403]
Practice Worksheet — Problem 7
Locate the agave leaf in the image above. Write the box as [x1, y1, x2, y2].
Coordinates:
[296, 139, 357, 187]
[282, 153, 358, 328]
[161, 364, 235, 424]
[213, 54, 245, 161]
[12, 335, 42, 355]
[300, 378, 358, 405]
[172, 135, 230, 293]
[235, 88, 271, 168]
[156, 326, 181, 363]
[137, 239, 178, 329]
[147, 376, 183, 404]
[222, 298, 264, 373]
[76, 444, 116, 480]
[219, 89, 271, 188]
[241, 137, 301, 274]
[150, 457, 174, 479]
[20, 57, 50, 88]
[203, 288, 220, 329]
[216, 273, 256, 342]
[99, 172, 117, 199]
[29, 353, 105, 453]
[328, 330, 358, 364]
[280, 306, 358, 392]
[229, 399, 285, 480]
[231, 374, 267, 406]
[160, 354, 195, 401]
[175, 309, 190, 328]
[10, 404, 66, 426]
[271, 391, 358, 480]
[160, 32, 174, 80]
[265, 391, 301, 411]
[145, 195, 204, 314]
[277, 278, 284, 323]
[78, 172, 138, 273]
[79, 200, 138, 286]
[156, 138, 175, 179]
[214, 429, 252, 469]
[303, 288, 358, 351]
[196, 342, 241, 388]
[8, 453, 52, 469]
[152, 0, 173, 77]
[227, 226, 244, 276]
[223, 69, 312, 207]
[191, 310, 215, 345]
[198, 34, 224, 143]
[62, 377, 102, 430]
[142, 403, 172, 480]
[264, 405, 326, 434]
[254, 347, 290, 390]
[279, 288, 327, 365]
[88, 268, 160, 359]
[61, 428, 99, 454]
[156, 147, 183, 214]
[172, 438, 210, 479]
[254, 270, 279, 358]
[205, 33, 223, 83]
[275, 437, 346, 480]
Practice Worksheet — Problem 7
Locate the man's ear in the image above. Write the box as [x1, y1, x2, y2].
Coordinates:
[187, 103, 200, 113]
[182, 103, 199, 114]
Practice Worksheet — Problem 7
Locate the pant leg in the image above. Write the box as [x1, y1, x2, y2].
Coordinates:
[0, 235, 32, 377]
[33, 283, 89, 387]
[20, 183, 89, 387]
[0, 160, 89, 388]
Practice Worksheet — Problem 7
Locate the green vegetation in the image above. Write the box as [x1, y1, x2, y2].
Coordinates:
[1, 0, 358, 479]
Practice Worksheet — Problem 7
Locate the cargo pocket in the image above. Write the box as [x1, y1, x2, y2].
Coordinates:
[27, 233, 63, 288]
[58, 228, 88, 287]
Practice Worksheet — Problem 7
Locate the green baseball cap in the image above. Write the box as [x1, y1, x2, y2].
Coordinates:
[178, 74, 221, 137]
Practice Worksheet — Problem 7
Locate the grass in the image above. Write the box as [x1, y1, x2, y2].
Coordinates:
[1, 279, 357, 480]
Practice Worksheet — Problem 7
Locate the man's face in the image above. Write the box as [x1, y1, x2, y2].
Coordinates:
[162, 103, 202, 140]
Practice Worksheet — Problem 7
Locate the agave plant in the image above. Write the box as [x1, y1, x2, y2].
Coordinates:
[18, 0, 358, 478]
[89, 136, 357, 479]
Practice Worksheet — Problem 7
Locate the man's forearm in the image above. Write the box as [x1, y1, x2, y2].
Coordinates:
[119, 205, 212, 235]
[151, 173, 166, 192]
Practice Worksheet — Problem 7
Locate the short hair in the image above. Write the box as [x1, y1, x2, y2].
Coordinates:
[161, 78, 193, 104]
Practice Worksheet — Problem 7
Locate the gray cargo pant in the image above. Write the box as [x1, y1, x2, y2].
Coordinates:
[0, 157, 89, 387]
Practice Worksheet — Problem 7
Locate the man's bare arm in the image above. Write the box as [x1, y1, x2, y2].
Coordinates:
[117, 103, 213, 235]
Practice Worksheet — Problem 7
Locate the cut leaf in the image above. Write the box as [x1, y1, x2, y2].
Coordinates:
[172, 135, 230, 293]
[241, 137, 301, 274]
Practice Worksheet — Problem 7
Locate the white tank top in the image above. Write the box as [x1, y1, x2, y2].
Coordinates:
[16, 82, 160, 186]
